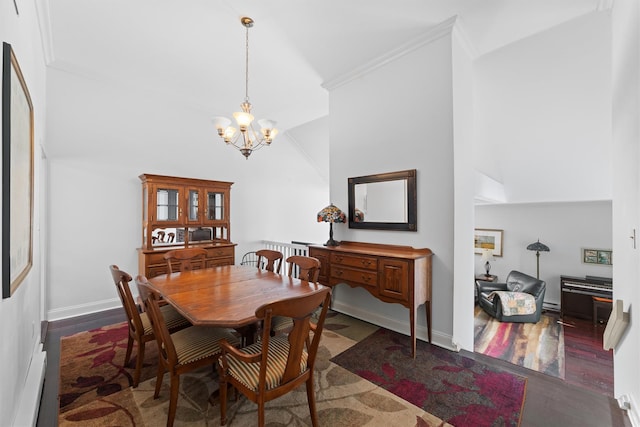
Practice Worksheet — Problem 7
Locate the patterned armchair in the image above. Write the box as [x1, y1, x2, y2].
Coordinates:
[476, 270, 546, 323]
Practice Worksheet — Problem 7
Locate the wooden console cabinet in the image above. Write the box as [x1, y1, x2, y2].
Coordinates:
[309, 241, 433, 357]
[138, 174, 236, 278]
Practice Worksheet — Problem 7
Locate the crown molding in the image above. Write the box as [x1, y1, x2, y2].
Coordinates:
[35, 0, 55, 65]
[596, 0, 613, 11]
[322, 15, 457, 91]
[452, 17, 479, 59]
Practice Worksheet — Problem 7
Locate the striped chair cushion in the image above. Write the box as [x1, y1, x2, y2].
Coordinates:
[221, 336, 308, 391]
[271, 316, 293, 333]
[172, 326, 240, 366]
[140, 305, 190, 335]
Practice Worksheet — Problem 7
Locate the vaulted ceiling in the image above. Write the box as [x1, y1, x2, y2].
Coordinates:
[41, 0, 610, 202]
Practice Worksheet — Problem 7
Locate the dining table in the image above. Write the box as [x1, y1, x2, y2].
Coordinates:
[147, 264, 327, 334]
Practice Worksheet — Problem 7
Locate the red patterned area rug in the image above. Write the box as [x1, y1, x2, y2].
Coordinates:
[331, 328, 527, 427]
[58, 318, 452, 426]
[474, 306, 565, 379]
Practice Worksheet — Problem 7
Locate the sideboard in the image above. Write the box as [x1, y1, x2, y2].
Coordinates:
[309, 241, 433, 357]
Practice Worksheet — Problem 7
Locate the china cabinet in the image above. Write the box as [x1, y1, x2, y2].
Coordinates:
[138, 174, 236, 277]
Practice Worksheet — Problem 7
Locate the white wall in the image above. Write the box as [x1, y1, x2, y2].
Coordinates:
[45, 68, 329, 319]
[611, 0, 640, 420]
[451, 23, 477, 351]
[475, 201, 613, 306]
[325, 23, 456, 348]
[0, 0, 48, 424]
[474, 11, 612, 204]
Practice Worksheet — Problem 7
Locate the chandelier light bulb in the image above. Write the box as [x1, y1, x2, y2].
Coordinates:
[233, 111, 254, 131]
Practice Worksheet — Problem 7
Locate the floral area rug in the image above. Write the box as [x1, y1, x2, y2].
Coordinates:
[59, 321, 159, 414]
[331, 328, 527, 427]
[474, 306, 565, 379]
[58, 325, 451, 426]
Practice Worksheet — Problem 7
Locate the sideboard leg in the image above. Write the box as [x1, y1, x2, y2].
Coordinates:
[410, 307, 417, 358]
[425, 301, 432, 343]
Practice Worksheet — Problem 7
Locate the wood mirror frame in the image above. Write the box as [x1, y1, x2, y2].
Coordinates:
[348, 169, 417, 231]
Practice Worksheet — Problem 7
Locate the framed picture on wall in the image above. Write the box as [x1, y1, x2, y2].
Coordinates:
[582, 248, 612, 266]
[474, 228, 503, 257]
[2, 42, 34, 299]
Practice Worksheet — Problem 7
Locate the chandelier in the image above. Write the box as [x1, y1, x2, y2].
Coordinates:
[212, 17, 278, 159]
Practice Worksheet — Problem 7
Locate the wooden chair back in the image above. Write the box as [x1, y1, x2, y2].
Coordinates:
[136, 278, 178, 369]
[256, 249, 283, 273]
[218, 286, 331, 426]
[258, 287, 331, 385]
[286, 255, 321, 282]
[110, 265, 144, 342]
[163, 247, 208, 273]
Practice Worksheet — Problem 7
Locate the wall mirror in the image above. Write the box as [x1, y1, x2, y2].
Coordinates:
[348, 169, 417, 231]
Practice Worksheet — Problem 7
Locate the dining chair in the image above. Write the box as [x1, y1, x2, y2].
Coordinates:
[109, 265, 190, 387]
[255, 249, 283, 273]
[267, 255, 323, 336]
[286, 255, 321, 282]
[137, 278, 241, 427]
[217, 286, 332, 427]
[163, 247, 208, 273]
[240, 251, 259, 267]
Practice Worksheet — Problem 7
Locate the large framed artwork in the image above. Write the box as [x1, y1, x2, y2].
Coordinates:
[474, 228, 503, 257]
[2, 42, 34, 298]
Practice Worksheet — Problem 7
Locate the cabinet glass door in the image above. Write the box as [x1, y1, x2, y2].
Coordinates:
[156, 187, 180, 221]
[206, 192, 224, 220]
[188, 189, 200, 222]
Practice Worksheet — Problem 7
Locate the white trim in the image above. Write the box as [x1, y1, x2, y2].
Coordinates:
[13, 343, 46, 427]
[618, 394, 639, 427]
[452, 17, 478, 59]
[34, 0, 55, 65]
[331, 300, 456, 352]
[322, 15, 457, 91]
[47, 297, 121, 321]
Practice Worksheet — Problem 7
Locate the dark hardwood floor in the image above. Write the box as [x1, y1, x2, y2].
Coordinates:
[561, 314, 614, 397]
[38, 309, 630, 427]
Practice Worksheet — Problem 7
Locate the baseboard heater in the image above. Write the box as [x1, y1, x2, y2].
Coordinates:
[603, 299, 630, 351]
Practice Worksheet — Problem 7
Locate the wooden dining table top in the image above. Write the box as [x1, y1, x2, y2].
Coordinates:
[147, 265, 327, 329]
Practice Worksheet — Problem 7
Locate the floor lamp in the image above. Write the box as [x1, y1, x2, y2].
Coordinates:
[526, 239, 550, 279]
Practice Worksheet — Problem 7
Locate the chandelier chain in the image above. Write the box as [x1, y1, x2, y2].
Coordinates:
[244, 23, 250, 103]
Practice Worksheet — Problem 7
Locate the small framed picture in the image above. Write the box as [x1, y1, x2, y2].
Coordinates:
[474, 229, 503, 257]
[582, 248, 612, 266]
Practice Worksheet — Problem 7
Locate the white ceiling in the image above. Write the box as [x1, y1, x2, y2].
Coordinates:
[44, 0, 603, 133]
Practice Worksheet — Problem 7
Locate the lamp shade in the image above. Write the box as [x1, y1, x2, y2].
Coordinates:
[481, 249, 494, 262]
[527, 240, 550, 252]
[317, 204, 346, 223]
[317, 204, 345, 247]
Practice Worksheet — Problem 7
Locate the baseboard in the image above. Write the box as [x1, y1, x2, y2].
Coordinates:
[330, 300, 457, 352]
[47, 297, 121, 321]
[13, 343, 46, 427]
[618, 394, 639, 427]
[542, 301, 561, 312]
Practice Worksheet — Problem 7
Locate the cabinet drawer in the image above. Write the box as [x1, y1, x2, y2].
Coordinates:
[207, 246, 234, 258]
[330, 253, 377, 270]
[148, 266, 169, 278]
[147, 252, 169, 265]
[331, 266, 377, 288]
[206, 257, 233, 268]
